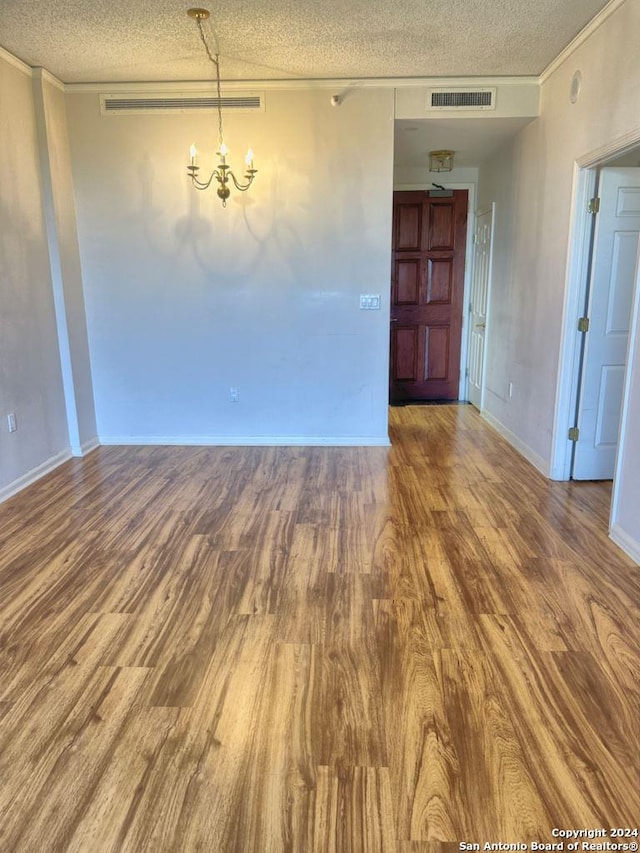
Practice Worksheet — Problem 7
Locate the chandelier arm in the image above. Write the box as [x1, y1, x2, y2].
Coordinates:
[228, 170, 258, 192]
[189, 168, 225, 190]
[191, 176, 215, 190]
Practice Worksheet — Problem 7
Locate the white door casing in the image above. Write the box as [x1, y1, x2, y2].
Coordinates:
[467, 205, 494, 409]
[573, 167, 640, 480]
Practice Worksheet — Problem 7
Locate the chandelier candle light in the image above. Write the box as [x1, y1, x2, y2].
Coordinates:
[186, 8, 257, 206]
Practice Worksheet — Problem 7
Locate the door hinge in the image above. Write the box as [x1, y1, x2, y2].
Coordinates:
[577, 316, 590, 332]
[588, 197, 600, 214]
[568, 426, 580, 441]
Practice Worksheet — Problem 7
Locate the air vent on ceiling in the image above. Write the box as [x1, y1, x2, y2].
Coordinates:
[428, 88, 496, 111]
[100, 93, 263, 115]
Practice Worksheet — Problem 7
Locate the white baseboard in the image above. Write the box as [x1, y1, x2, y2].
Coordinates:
[98, 434, 391, 447]
[481, 410, 551, 477]
[609, 523, 640, 565]
[0, 448, 72, 504]
[70, 436, 100, 457]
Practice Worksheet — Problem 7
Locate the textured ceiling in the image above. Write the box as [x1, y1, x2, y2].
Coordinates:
[0, 0, 611, 83]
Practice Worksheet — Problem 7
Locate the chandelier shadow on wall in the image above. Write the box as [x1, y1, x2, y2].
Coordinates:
[186, 8, 257, 207]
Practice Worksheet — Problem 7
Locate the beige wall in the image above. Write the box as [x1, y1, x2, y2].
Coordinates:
[66, 87, 395, 443]
[394, 164, 479, 189]
[0, 52, 69, 496]
[34, 71, 97, 453]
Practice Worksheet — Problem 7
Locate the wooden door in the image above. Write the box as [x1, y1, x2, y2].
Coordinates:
[389, 190, 468, 402]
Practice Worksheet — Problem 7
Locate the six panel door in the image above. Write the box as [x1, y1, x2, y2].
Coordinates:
[389, 190, 468, 402]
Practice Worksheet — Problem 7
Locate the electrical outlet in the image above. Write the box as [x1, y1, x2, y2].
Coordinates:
[229, 387, 239, 403]
[7, 412, 17, 432]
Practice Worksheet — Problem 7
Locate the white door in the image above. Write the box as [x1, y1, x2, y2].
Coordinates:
[468, 205, 494, 409]
[573, 167, 640, 480]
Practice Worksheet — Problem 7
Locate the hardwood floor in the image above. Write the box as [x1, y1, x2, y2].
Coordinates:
[0, 405, 638, 851]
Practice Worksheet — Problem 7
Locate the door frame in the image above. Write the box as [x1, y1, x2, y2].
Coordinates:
[467, 201, 496, 412]
[394, 181, 476, 400]
[551, 129, 640, 482]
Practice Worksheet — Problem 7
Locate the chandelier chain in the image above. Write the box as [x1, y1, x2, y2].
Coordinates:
[195, 17, 224, 146]
[186, 7, 257, 205]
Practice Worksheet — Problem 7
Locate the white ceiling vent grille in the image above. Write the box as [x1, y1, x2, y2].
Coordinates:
[100, 93, 263, 115]
[428, 88, 496, 111]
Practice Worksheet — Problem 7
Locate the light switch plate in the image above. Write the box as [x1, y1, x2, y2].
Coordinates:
[360, 294, 381, 310]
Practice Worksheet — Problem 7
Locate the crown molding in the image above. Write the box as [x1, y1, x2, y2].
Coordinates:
[540, 0, 628, 83]
[32, 66, 65, 91]
[0, 44, 32, 76]
[64, 75, 539, 94]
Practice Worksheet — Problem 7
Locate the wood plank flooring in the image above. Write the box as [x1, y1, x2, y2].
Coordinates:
[0, 405, 638, 851]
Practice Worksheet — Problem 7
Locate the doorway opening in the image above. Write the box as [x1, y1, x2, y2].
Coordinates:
[552, 140, 640, 481]
[552, 136, 640, 555]
[570, 161, 640, 481]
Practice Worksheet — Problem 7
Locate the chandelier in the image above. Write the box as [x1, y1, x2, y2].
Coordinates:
[186, 8, 257, 206]
[429, 150, 454, 172]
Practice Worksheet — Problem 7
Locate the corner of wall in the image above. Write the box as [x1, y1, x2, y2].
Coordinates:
[32, 69, 98, 453]
[609, 523, 640, 566]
